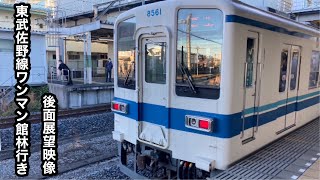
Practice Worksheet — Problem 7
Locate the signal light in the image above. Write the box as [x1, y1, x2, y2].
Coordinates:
[111, 101, 128, 114]
[199, 120, 209, 129]
[113, 103, 120, 111]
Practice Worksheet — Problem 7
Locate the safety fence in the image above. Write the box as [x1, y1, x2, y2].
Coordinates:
[50, 66, 110, 84]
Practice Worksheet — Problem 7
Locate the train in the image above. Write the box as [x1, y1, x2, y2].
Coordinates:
[111, 0, 320, 178]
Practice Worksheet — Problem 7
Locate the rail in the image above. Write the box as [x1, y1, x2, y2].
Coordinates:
[50, 66, 57, 82]
[0, 104, 111, 129]
[29, 66, 47, 85]
[0, 75, 14, 88]
[61, 69, 71, 83]
[51, 66, 73, 84]
[0, 75, 15, 112]
[0, 76, 14, 94]
[241, 62, 248, 138]
[1, 67, 46, 86]
[1, 66, 46, 111]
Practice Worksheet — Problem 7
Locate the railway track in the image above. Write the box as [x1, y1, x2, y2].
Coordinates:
[0, 131, 112, 161]
[0, 104, 111, 129]
[40, 151, 118, 179]
[0, 131, 119, 179]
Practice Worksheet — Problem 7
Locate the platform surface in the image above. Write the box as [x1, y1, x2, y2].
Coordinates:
[213, 118, 320, 180]
[49, 78, 114, 88]
[298, 159, 320, 180]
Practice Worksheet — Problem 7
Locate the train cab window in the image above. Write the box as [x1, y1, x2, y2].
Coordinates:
[290, 52, 299, 90]
[176, 9, 223, 99]
[308, 51, 320, 89]
[145, 42, 166, 84]
[117, 17, 136, 89]
[245, 38, 255, 87]
[279, 50, 288, 92]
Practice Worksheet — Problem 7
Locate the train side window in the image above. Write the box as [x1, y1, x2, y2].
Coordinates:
[145, 42, 166, 84]
[117, 17, 136, 89]
[245, 38, 255, 88]
[290, 52, 299, 90]
[308, 51, 320, 89]
[279, 50, 288, 92]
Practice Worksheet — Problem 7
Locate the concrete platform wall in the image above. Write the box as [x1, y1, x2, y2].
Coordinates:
[48, 83, 113, 109]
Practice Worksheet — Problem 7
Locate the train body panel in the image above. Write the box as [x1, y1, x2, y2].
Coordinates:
[112, 0, 319, 178]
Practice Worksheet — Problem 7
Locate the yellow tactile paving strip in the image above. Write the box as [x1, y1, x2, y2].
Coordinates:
[298, 159, 320, 180]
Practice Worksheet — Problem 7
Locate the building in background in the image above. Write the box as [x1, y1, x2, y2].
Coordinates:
[0, 2, 47, 31]
[0, 3, 47, 87]
[0, 29, 47, 86]
[46, 40, 109, 77]
[291, 0, 320, 28]
[43, 0, 152, 84]
[0, 1, 111, 82]
[239, 0, 319, 28]
[240, 0, 292, 13]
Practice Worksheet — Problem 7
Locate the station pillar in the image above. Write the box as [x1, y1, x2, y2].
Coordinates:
[55, 38, 66, 80]
[83, 32, 92, 84]
[108, 41, 114, 79]
[55, 46, 60, 78]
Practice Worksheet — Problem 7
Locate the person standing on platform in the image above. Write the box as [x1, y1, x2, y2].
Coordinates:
[58, 60, 73, 85]
[105, 58, 113, 82]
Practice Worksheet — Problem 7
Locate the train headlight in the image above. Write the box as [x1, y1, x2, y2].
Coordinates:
[190, 118, 197, 126]
[111, 101, 128, 114]
[185, 115, 213, 132]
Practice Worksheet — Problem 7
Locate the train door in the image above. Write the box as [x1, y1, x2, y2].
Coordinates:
[277, 45, 301, 134]
[241, 31, 259, 144]
[137, 36, 170, 149]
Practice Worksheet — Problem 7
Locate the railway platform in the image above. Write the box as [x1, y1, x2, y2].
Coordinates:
[48, 79, 114, 109]
[213, 118, 320, 180]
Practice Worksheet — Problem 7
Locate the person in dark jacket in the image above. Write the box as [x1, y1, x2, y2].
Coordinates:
[58, 60, 73, 85]
[105, 58, 113, 82]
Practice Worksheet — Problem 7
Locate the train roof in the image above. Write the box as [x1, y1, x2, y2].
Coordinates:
[231, 0, 319, 37]
[116, 0, 319, 38]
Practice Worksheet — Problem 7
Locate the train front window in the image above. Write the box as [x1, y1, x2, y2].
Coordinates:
[176, 9, 223, 99]
[117, 17, 136, 89]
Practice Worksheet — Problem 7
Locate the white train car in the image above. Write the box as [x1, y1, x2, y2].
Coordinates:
[111, 0, 320, 178]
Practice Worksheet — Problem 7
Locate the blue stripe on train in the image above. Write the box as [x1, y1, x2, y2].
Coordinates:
[225, 15, 315, 39]
[243, 91, 320, 115]
[114, 92, 319, 138]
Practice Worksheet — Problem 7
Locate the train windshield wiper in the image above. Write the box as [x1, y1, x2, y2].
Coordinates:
[124, 69, 131, 86]
[124, 62, 134, 86]
[180, 46, 197, 94]
[180, 64, 197, 94]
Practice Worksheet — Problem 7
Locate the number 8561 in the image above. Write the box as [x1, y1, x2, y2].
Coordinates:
[147, 9, 162, 17]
